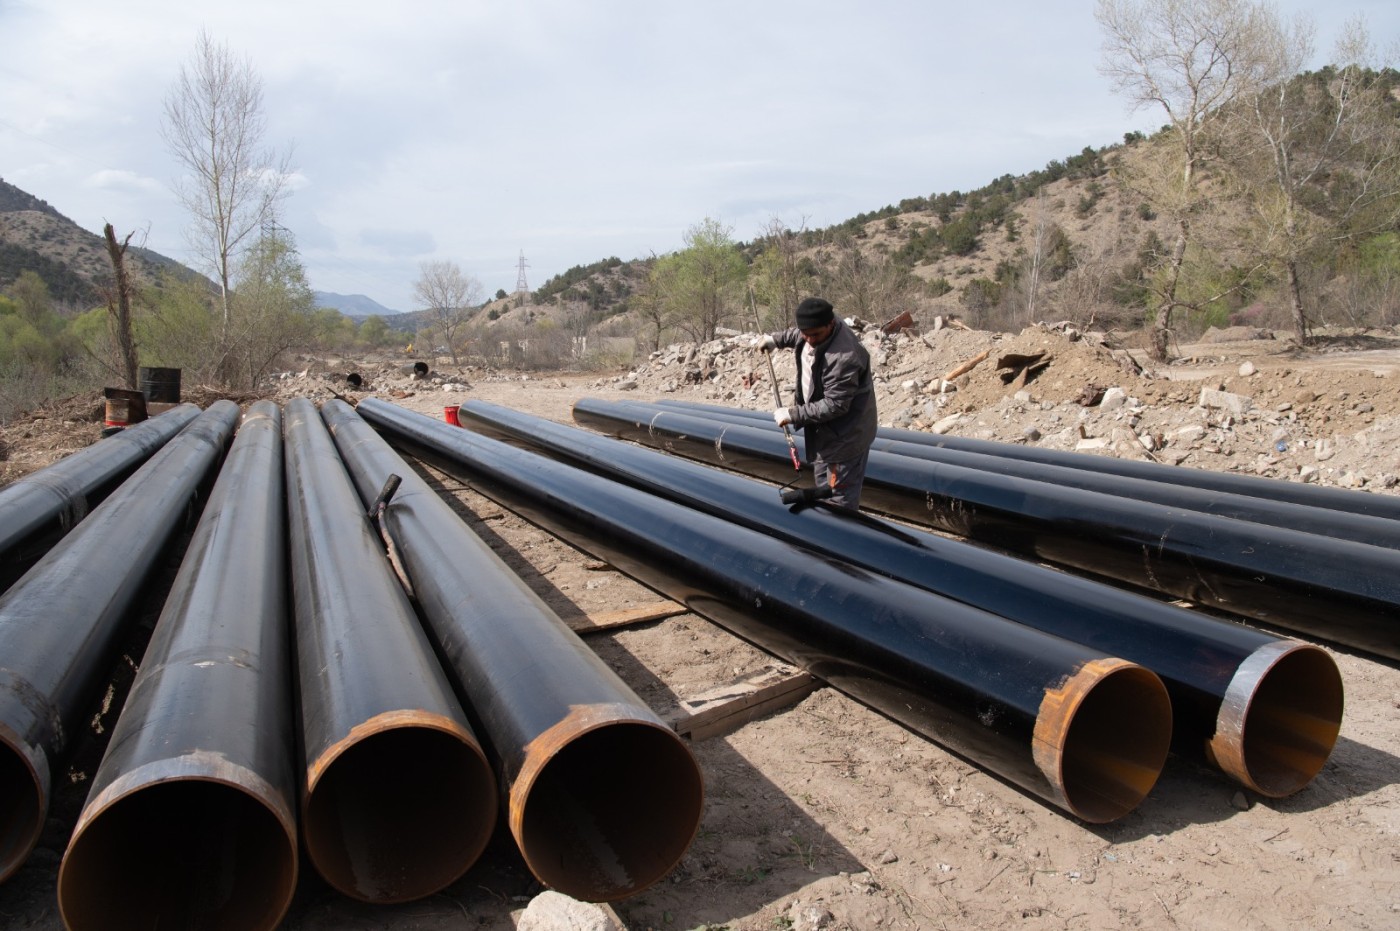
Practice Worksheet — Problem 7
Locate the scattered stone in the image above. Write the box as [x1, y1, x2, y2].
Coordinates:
[1099, 386, 1128, 411]
[931, 413, 963, 434]
[1076, 438, 1110, 451]
[1231, 791, 1251, 812]
[516, 890, 623, 931]
[1175, 425, 1207, 444]
[1239, 361, 1258, 376]
[1022, 426, 1042, 442]
[1199, 387, 1254, 418]
[789, 904, 835, 931]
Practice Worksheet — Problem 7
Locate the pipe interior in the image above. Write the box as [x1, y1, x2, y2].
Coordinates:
[0, 742, 42, 882]
[1240, 647, 1345, 797]
[303, 725, 496, 903]
[56, 780, 295, 931]
[518, 722, 703, 902]
[1058, 665, 1172, 823]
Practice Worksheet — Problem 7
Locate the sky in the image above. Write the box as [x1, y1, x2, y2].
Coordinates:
[3, 1, 1397, 313]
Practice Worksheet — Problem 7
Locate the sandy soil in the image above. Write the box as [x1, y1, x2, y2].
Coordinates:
[1, 323, 1398, 930]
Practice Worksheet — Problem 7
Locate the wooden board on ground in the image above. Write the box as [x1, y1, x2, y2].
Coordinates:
[563, 600, 689, 634]
[667, 664, 822, 742]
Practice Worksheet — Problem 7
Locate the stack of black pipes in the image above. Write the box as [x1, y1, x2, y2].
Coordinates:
[570, 396, 1398, 662]
[1, 399, 705, 930]
[358, 398, 1295, 830]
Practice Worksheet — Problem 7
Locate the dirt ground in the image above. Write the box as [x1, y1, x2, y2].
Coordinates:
[1, 321, 1398, 930]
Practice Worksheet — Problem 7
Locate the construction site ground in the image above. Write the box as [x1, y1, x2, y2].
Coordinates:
[1, 322, 1398, 930]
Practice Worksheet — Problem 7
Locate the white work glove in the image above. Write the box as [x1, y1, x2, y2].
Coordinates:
[772, 407, 792, 427]
[753, 334, 777, 352]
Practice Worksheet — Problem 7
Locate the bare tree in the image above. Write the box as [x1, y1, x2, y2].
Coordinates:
[102, 224, 139, 389]
[820, 231, 915, 323]
[1097, 0, 1275, 360]
[413, 260, 482, 365]
[1231, 15, 1400, 342]
[751, 215, 813, 325]
[162, 30, 292, 345]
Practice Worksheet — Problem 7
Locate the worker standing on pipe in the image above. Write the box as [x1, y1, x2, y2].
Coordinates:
[755, 297, 878, 509]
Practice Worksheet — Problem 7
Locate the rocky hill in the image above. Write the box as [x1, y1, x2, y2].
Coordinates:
[0, 177, 204, 309]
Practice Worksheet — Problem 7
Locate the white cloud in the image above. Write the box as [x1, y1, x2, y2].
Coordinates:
[3, 0, 1395, 309]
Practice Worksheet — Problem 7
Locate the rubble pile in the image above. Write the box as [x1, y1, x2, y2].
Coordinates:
[604, 319, 1400, 493]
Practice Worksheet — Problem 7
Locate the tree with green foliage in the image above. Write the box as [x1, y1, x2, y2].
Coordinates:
[1097, 0, 1278, 360]
[749, 216, 815, 324]
[358, 314, 390, 347]
[10, 271, 58, 336]
[132, 271, 221, 383]
[228, 226, 315, 388]
[651, 218, 747, 343]
[1229, 16, 1400, 341]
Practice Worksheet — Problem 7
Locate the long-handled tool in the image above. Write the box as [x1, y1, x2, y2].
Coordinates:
[750, 287, 802, 472]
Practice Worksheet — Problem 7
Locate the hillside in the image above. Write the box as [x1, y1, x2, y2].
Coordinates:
[0, 177, 205, 309]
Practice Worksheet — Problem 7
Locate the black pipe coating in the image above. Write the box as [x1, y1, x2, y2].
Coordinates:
[0, 400, 240, 882]
[283, 398, 496, 903]
[58, 401, 297, 931]
[654, 397, 1400, 521]
[574, 398, 1400, 660]
[460, 399, 1343, 798]
[355, 398, 1173, 824]
[648, 399, 1400, 550]
[0, 403, 201, 591]
[323, 399, 703, 902]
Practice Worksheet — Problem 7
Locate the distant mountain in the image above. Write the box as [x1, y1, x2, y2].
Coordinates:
[0, 177, 209, 308]
[314, 291, 402, 317]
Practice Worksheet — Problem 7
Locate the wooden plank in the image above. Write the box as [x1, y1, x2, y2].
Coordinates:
[562, 600, 689, 635]
[667, 664, 822, 742]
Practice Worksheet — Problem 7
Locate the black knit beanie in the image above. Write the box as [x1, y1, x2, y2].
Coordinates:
[794, 298, 835, 329]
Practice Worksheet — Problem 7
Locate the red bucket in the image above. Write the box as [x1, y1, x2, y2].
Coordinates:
[444, 405, 461, 427]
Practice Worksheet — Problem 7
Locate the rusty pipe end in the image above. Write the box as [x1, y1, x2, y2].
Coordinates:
[303, 715, 498, 904]
[1207, 640, 1344, 798]
[0, 726, 48, 884]
[57, 767, 298, 931]
[1034, 658, 1173, 824]
[510, 706, 704, 902]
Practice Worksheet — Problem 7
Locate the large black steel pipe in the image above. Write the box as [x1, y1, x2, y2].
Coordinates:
[57, 401, 297, 931]
[574, 398, 1400, 660]
[460, 399, 1343, 797]
[356, 398, 1173, 824]
[0, 400, 240, 883]
[282, 398, 496, 903]
[645, 400, 1400, 550]
[323, 400, 702, 901]
[654, 397, 1400, 521]
[0, 403, 201, 591]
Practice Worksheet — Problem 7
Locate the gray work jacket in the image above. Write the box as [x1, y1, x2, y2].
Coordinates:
[772, 319, 879, 463]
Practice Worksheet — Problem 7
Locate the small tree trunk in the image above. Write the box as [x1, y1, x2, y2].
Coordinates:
[1150, 218, 1192, 362]
[1286, 259, 1309, 344]
[103, 223, 140, 389]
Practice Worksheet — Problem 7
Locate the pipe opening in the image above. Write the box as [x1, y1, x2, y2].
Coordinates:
[1054, 664, 1172, 824]
[1231, 645, 1344, 797]
[0, 741, 42, 882]
[57, 780, 296, 931]
[518, 722, 703, 902]
[304, 725, 496, 903]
